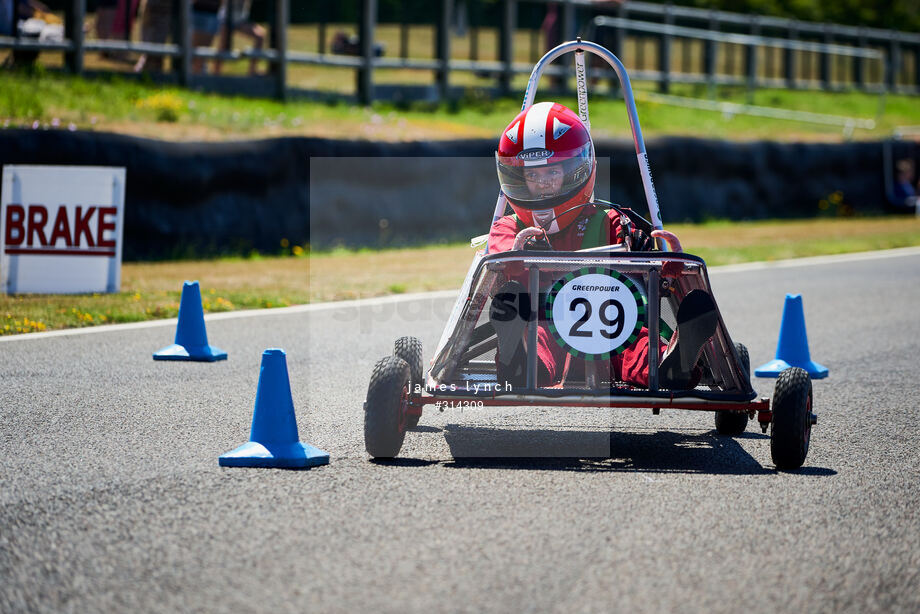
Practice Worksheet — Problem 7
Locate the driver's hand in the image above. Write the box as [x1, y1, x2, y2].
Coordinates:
[523, 232, 553, 251]
[630, 228, 655, 251]
[617, 224, 655, 251]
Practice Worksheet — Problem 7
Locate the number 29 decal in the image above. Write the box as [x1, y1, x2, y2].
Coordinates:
[545, 268, 646, 360]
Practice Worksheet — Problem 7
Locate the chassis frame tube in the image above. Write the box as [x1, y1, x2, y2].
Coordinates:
[488, 39, 665, 247]
[521, 39, 663, 235]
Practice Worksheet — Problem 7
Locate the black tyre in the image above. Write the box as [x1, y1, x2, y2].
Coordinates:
[394, 336, 424, 429]
[364, 356, 411, 458]
[714, 342, 750, 436]
[770, 367, 813, 471]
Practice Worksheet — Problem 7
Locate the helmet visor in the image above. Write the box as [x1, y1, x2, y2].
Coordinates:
[496, 141, 594, 209]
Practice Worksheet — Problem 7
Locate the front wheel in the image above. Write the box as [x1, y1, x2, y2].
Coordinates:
[770, 367, 814, 471]
[394, 336, 424, 429]
[364, 356, 410, 458]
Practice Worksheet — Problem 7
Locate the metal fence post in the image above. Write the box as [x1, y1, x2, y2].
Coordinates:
[358, 0, 377, 105]
[178, 0, 191, 86]
[318, 1, 327, 54]
[745, 15, 759, 100]
[399, 1, 409, 59]
[820, 24, 831, 90]
[528, 2, 538, 61]
[65, 0, 85, 74]
[223, 5, 235, 61]
[122, 0, 131, 41]
[765, 39, 774, 80]
[704, 10, 718, 95]
[560, 0, 575, 95]
[658, 3, 673, 93]
[915, 46, 920, 93]
[784, 20, 798, 89]
[469, 0, 479, 62]
[561, 0, 575, 40]
[852, 27, 866, 90]
[499, 0, 516, 96]
[724, 36, 735, 77]
[636, 34, 645, 72]
[611, 3, 625, 93]
[611, 4, 624, 58]
[887, 38, 901, 92]
[436, 0, 453, 101]
[273, 0, 288, 100]
[469, 24, 477, 61]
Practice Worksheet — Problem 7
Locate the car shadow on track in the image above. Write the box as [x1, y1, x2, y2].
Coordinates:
[436, 425, 836, 475]
[408, 425, 443, 433]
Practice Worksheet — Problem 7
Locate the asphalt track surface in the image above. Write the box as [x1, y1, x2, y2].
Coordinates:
[2, 248, 919, 613]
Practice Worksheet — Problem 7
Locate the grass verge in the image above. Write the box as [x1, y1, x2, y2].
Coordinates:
[2, 216, 919, 335]
[2, 67, 918, 143]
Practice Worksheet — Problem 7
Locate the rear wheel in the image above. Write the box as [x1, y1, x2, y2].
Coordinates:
[394, 336, 423, 429]
[714, 342, 750, 436]
[364, 356, 410, 458]
[770, 367, 813, 471]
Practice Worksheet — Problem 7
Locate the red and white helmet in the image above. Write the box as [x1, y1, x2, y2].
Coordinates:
[496, 101, 596, 233]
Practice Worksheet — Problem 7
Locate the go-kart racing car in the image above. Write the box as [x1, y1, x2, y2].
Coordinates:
[363, 39, 816, 470]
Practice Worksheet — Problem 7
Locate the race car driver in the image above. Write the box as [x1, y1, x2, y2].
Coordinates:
[488, 101, 716, 390]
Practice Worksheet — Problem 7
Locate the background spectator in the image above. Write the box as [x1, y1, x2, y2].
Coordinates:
[2, 0, 59, 67]
[191, 0, 222, 74]
[96, 0, 140, 62]
[133, 0, 172, 72]
[892, 158, 919, 211]
[330, 30, 384, 57]
[94, 0, 117, 42]
[111, 0, 140, 40]
[214, 0, 264, 76]
[541, 3, 562, 88]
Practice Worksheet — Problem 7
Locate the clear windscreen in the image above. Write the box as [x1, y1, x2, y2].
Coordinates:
[428, 252, 754, 399]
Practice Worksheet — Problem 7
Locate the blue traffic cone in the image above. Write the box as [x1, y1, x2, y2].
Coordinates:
[219, 349, 330, 469]
[755, 293, 828, 379]
[153, 281, 227, 362]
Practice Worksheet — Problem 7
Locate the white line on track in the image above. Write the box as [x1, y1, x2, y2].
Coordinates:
[0, 290, 459, 342]
[3, 246, 919, 343]
[707, 245, 920, 274]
